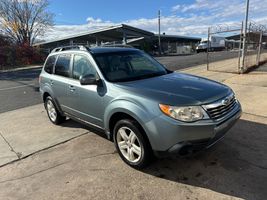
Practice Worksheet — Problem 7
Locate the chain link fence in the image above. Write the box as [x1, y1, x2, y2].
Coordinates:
[243, 22, 267, 72]
[256, 29, 267, 70]
[207, 22, 267, 74]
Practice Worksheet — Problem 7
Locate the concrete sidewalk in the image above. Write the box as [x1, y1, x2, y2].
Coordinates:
[0, 104, 90, 166]
[0, 65, 42, 73]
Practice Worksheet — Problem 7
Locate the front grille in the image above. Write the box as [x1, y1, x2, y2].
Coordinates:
[205, 94, 237, 120]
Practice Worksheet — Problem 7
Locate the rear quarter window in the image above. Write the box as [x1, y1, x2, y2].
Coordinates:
[54, 54, 71, 77]
[44, 55, 57, 74]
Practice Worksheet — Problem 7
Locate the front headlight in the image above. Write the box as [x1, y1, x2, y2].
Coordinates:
[159, 104, 204, 122]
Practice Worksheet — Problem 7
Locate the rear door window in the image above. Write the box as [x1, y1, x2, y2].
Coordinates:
[54, 54, 71, 77]
[44, 55, 56, 74]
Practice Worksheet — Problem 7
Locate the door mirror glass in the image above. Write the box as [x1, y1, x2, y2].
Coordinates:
[79, 74, 97, 85]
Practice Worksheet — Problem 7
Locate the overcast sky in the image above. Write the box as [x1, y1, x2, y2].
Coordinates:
[42, 0, 267, 41]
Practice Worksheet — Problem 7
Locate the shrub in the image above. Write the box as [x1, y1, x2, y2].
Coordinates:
[0, 44, 46, 70]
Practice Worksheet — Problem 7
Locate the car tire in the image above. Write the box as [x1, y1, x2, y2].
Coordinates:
[113, 119, 152, 169]
[44, 96, 66, 125]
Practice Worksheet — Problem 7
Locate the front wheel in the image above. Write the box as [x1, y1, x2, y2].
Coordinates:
[113, 119, 152, 169]
[44, 96, 66, 125]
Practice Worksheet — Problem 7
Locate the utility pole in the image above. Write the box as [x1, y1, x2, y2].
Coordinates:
[158, 10, 161, 55]
[241, 0, 250, 73]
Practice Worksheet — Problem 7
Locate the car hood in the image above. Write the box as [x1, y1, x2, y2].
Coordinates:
[114, 72, 232, 105]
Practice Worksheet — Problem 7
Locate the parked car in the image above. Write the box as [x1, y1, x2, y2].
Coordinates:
[39, 45, 242, 168]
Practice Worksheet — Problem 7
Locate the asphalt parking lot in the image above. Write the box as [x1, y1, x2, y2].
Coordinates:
[0, 55, 267, 200]
[156, 51, 239, 70]
[0, 67, 42, 113]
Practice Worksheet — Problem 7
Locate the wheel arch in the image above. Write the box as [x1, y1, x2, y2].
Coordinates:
[109, 112, 138, 139]
[43, 92, 50, 102]
[108, 111, 153, 150]
[104, 99, 152, 134]
[42, 90, 64, 115]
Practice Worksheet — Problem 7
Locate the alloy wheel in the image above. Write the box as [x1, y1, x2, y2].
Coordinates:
[46, 100, 57, 122]
[116, 126, 142, 163]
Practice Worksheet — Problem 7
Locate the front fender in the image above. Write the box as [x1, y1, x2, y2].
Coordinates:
[104, 99, 153, 132]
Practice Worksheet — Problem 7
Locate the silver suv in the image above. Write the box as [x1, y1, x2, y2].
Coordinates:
[39, 45, 242, 168]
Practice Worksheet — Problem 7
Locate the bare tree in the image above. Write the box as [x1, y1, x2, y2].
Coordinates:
[0, 0, 54, 45]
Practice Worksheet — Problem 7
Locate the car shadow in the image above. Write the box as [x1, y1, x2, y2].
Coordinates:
[55, 116, 267, 200]
[60, 119, 108, 140]
[142, 119, 267, 200]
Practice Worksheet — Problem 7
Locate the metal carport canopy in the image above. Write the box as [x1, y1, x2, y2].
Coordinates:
[33, 24, 154, 47]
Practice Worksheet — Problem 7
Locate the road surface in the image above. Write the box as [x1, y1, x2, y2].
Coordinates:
[156, 51, 239, 71]
[0, 67, 42, 114]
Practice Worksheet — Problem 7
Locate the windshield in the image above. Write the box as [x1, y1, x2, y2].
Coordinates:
[200, 41, 208, 44]
[93, 50, 170, 82]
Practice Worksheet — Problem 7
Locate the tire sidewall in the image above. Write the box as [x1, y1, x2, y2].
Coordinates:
[113, 119, 150, 168]
[45, 96, 61, 125]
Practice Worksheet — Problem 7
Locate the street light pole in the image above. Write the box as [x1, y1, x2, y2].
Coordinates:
[241, 0, 250, 73]
[158, 10, 161, 55]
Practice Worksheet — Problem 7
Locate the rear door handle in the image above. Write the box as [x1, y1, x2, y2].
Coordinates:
[69, 85, 75, 92]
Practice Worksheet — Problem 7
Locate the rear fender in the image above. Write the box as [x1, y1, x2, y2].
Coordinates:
[41, 84, 64, 115]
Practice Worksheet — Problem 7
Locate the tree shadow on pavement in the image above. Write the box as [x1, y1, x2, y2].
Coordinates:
[142, 119, 267, 200]
[0, 68, 42, 81]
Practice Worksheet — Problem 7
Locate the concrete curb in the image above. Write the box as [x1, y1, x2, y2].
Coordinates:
[0, 65, 42, 73]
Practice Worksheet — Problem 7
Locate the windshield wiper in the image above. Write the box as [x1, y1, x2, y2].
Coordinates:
[115, 72, 165, 82]
[137, 72, 164, 79]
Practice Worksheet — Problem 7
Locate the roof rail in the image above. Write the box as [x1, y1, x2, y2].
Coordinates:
[100, 44, 134, 48]
[51, 45, 89, 53]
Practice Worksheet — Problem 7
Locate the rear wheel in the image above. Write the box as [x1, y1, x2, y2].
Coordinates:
[113, 119, 152, 169]
[44, 96, 65, 125]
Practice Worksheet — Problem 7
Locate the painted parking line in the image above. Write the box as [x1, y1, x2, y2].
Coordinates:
[0, 83, 37, 91]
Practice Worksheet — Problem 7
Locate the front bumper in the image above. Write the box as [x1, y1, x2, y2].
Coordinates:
[144, 101, 242, 156]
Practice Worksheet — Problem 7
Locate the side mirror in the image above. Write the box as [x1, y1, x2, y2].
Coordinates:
[79, 74, 97, 85]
